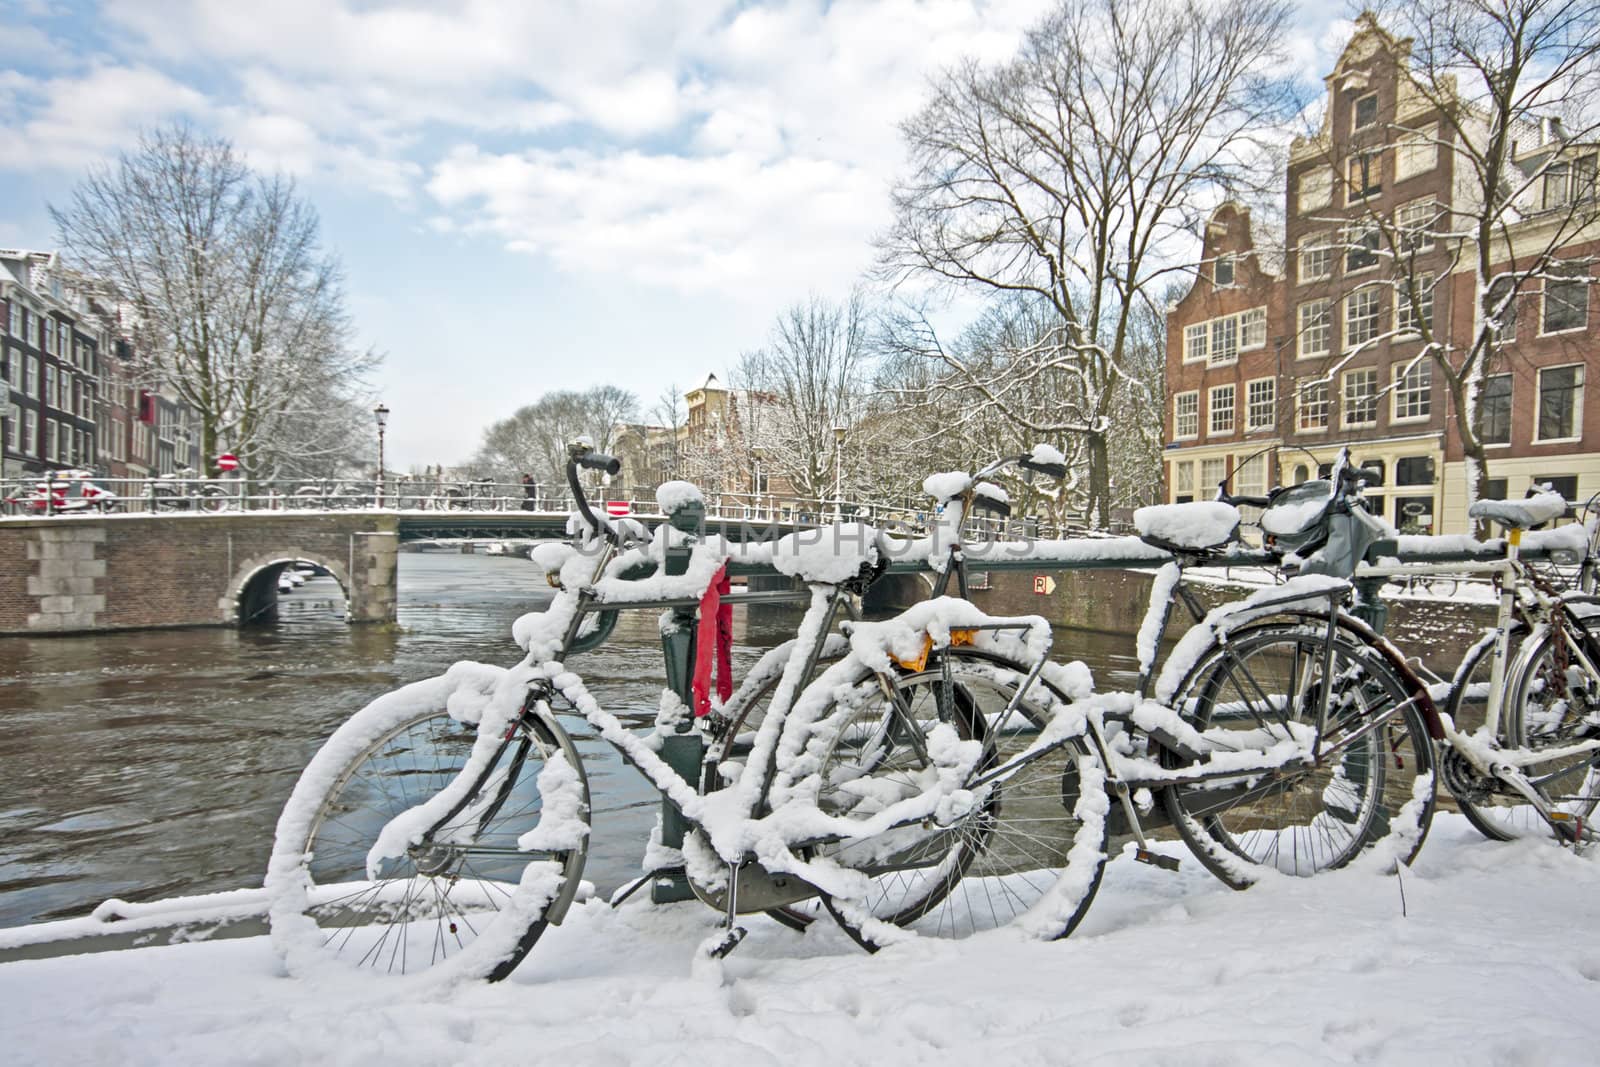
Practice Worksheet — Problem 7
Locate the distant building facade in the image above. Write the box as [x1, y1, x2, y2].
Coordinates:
[1164, 17, 1598, 533]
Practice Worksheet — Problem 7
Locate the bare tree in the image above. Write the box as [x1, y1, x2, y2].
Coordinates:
[650, 384, 686, 482]
[735, 293, 870, 508]
[878, 0, 1294, 526]
[1325, 2, 1600, 504]
[473, 386, 640, 487]
[51, 124, 378, 478]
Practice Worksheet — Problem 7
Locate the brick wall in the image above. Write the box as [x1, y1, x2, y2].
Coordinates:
[0, 513, 398, 635]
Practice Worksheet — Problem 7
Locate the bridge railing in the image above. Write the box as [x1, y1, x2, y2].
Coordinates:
[0, 474, 1089, 539]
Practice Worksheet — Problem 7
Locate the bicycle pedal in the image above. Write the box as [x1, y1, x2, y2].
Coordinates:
[705, 925, 748, 960]
[1135, 848, 1181, 872]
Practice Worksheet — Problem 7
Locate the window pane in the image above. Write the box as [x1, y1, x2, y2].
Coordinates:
[1543, 274, 1588, 333]
[1536, 365, 1583, 440]
[1481, 374, 1512, 444]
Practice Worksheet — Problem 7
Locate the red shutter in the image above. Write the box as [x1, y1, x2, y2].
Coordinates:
[138, 390, 156, 424]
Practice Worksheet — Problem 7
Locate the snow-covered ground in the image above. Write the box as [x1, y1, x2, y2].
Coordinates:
[3, 813, 1597, 1065]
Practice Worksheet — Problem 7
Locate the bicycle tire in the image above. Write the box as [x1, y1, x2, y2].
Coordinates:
[1162, 618, 1436, 888]
[809, 647, 1107, 949]
[267, 690, 589, 981]
[1449, 612, 1600, 840]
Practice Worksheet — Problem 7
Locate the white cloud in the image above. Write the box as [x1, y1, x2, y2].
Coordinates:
[0, 65, 210, 171]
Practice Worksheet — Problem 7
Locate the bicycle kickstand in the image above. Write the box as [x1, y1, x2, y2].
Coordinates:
[704, 860, 748, 960]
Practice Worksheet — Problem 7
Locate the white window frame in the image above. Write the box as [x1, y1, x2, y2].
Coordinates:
[1209, 315, 1238, 366]
[1395, 273, 1435, 336]
[1391, 360, 1431, 423]
[24, 407, 37, 456]
[1245, 377, 1276, 431]
[1352, 91, 1379, 131]
[1209, 383, 1236, 436]
[1345, 223, 1380, 274]
[1481, 373, 1513, 446]
[1239, 307, 1267, 351]
[1298, 299, 1331, 360]
[1346, 151, 1382, 202]
[1345, 288, 1381, 350]
[1200, 458, 1227, 495]
[1298, 168, 1332, 212]
[1235, 453, 1268, 497]
[1395, 125, 1439, 181]
[44, 416, 57, 461]
[1397, 198, 1438, 253]
[1297, 378, 1330, 433]
[1183, 322, 1209, 364]
[1173, 390, 1199, 440]
[1298, 235, 1333, 284]
[1173, 459, 1195, 501]
[1541, 268, 1590, 336]
[1342, 367, 1379, 428]
[1534, 363, 1585, 443]
[4, 404, 18, 451]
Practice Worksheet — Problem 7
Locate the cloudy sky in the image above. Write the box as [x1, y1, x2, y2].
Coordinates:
[0, 0, 1350, 468]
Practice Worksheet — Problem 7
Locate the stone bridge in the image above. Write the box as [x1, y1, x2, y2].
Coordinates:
[0, 513, 399, 635]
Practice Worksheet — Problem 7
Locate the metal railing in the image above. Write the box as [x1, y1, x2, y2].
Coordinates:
[0, 474, 1089, 538]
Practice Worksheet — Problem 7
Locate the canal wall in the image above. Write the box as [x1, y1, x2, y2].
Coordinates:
[0, 514, 400, 634]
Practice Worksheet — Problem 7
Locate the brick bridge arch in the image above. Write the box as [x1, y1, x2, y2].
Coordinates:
[0, 513, 399, 635]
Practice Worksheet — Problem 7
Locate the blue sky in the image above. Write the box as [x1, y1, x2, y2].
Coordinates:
[0, 0, 1349, 468]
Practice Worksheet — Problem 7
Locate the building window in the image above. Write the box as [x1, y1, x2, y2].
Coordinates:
[1183, 323, 1209, 363]
[24, 408, 37, 456]
[1347, 151, 1381, 201]
[1345, 288, 1381, 349]
[1488, 278, 1518, 341]
[1542, 266, 1590, 334]
[1395, 455, 1435, 486]
[42, 318, 55, 356]
[5, 404, 17, 451]
[1209, 384, 1236, 435]
[1298, 167, 1333, 212]
[1534, 475, 1579, 503]
[1235, 453, 1268, 496]
[44, 365, 56, 409]
[1246, 378, 1275, 431]
[1297, 379, 1330, 432]
[1392, 360, 1431, 422]
[1542, 153, 1597, 210]
[1353, 92, 1378, 130]
[1299, 236, 1333, 284]
[1174, 391, 1199, 439]
[1345, 223, 1380, 272]
[44, 417, 57, 461]
[1239, 307, 1267, 351]
[1173, 460, 1195, 503]
[1298, 299, 1331, 359]
[1343, 367, 1378, 427]
[1200, 458, 1227, 496]
[1395, 273, 1435, 335]
[7, 303, 18, 337]
[1213, 255, 1235, 287]
[1397, 198, 1439, 253]
[1535, 364, 1584, 441]
[1210, 315, 1238, 366]
[1395, 125, 1440, 181]
[1481, 374, 1512, 444]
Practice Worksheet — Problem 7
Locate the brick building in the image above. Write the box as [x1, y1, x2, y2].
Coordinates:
[1, 251, 103, 480]
[1164, 17, 1598, 533]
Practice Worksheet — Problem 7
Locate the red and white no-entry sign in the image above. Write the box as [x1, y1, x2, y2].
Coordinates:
[216, 453, 240, 472]
[605, 500, 631, 517]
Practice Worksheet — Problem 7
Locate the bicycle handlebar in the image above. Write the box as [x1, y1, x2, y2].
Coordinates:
[577, 451, 622, 476]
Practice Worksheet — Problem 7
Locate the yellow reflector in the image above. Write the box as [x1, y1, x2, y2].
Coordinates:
[893, 634, 935, 672]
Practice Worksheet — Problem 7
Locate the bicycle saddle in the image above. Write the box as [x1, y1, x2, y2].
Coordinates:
[1132, 501, 1241, 553]
[1468, 491, 1567, 530]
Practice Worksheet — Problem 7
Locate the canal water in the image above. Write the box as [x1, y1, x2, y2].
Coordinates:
[0, 552, 1147, 930]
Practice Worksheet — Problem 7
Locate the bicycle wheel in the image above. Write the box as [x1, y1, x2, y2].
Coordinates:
[267, 692, 589, 981]
[1162, 618, 1436, 888]
[810, 648, 1107, 948]
[1450, 613, 1600, 840]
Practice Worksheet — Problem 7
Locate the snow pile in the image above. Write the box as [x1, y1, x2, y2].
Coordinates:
[1029, 442, 1066, 466]
[7, 815, 1599, 1065]
[1133, 501, 1240, 549]
[1468, 490, 1567, 529]
[1259, 482, 1334, 536]
[922, 471, 971, 501]
[654, 480, 704, 513]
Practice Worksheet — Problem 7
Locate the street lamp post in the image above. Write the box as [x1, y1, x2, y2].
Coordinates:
[374, 403, 389, 508]
[832, 422, 846, 523]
